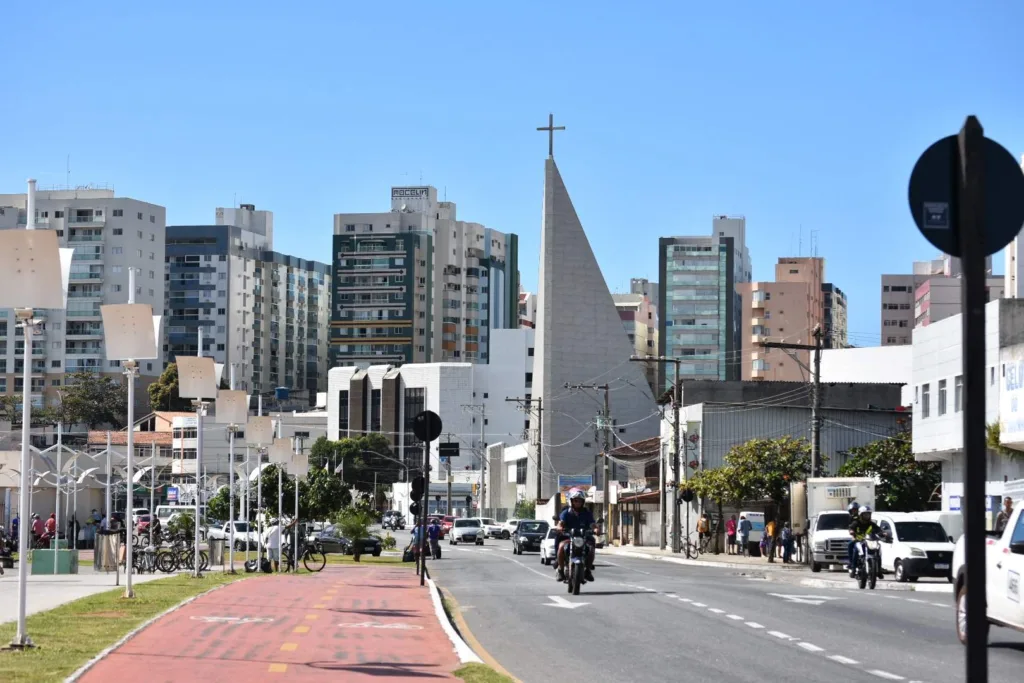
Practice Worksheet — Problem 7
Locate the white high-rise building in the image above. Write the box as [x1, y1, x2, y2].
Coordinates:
[0, 185, 166, 409]
[165, 205, 332, 399]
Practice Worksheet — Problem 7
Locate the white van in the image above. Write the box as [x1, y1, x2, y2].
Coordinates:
[155, 504, 207, 525]
[875, 512, 956, 583]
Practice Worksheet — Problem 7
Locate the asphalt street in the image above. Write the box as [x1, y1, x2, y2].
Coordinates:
[415, 533, 1024, 683]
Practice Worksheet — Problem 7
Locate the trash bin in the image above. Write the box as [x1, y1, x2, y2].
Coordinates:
[95, 529, 121, 572]
[208, 538, 225, 567]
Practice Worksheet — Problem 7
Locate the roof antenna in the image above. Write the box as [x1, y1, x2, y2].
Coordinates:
[66, 154, 71, 189]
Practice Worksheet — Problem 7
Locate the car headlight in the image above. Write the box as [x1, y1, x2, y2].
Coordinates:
[909, 547, 926, 557]
[814, 542, 825, 551]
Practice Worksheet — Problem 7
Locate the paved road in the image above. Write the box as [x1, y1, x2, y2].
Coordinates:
[428, 537, 1024, 683]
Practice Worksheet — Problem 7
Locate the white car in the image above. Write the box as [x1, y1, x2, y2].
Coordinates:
[540, 528, 559, 565]
[479, 518, 503, 538]
[449, 518, 485, 545]
[874, 513, 955, 583]
[207, 521, 259, 551]
[500, 519, 521, 540]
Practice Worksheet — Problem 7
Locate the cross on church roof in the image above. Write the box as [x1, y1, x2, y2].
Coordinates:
[536, 113, 565, 158]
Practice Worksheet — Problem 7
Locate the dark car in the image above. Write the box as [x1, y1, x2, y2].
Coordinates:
[513, 520, 550, 555]
[342, 534, 383, 557]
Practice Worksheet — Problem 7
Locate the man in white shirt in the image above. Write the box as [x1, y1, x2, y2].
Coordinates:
[263, 520, 282, 572]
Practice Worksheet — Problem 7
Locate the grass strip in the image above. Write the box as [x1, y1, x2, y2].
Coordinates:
[454, 663, 516, 682]
[0, 572, 248, 683]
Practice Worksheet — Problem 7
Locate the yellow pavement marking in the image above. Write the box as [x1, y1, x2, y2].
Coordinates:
[327, 589, 338, 594]
[293, 625, 310, 633]
[280, 642, 298, 652]
[268, 663, 288, 673]
[313, 604, 326, 609]
[305, 614, 319, 621]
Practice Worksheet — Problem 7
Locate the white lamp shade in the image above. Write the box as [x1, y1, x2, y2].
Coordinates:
[0, 230, 67, 309]
[215, 363, 225, 388]
[100, 303, 159, 360]
[290, 453, 309, 478]
[246, 416, 274, 446]
[268, 438, 292, 465]
[176, 356, 218, 399]
[215, 390, 249, 425]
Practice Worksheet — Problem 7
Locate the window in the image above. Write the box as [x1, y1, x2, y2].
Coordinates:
[112, 247, 123, 255]
[136, 249, 143, 258]
[954, 375, 963, 412]
[55, 210, 64, 218]
[150, 215, 155, 223]
[51, 360, 60, 367]
[113, 209, 123, 217]
[921, 383, 930, 418]
[112, 284, 122, 292]
[528, 347, 534, 357]
[113, 228, 123, 235]
[149, 270, 155, 279]
[150, 234, 155, 242]
[217, 344, 225, 351]
[137, 230, 143, 238]
[938, 379, 947, 416]
[137, 212, 143, 220]
[991, 367, 996, 385]
[149, 252, 155, 260]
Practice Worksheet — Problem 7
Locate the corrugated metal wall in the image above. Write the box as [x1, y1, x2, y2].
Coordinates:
[696, 404, 908, 476]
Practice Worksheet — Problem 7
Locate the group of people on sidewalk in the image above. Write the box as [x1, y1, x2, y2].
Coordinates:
[714, 513, 800, 563]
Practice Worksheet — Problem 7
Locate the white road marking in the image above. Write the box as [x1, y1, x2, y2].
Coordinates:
[745, 622, 764, 629]
[829, 655, 859, 665]
[666, 594, 680, 599]
[679, 598, 693, 603]
[544, 596, 589, 610]
[726, 614, 744, 620]
[929, 602, 946, 608]
[692, 602, 707, 607]
[905, 598, 927, 604]
[768, 593, 845, 606]
[797, 642, 824, 653]
[767, 631, 794, 640]
[867, 671, 905, 680]
[707, 608, 725, 614]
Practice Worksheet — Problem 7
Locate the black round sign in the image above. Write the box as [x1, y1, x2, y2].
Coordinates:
[908, 134, 1024, 257]
[413, 410, 442, 442]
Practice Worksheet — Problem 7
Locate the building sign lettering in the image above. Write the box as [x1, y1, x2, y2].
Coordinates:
[392, 187, 430, 199]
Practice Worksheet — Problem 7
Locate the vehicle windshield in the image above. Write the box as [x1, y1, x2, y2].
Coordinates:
[455, 519, 480, 528]
[894, 522, 949, 543]
[481, 518, 497, 525]
[816, 514, 851, 531]
[519, 522, 548, 534]
[232, 522, 252, 532]
[546, 529, 559, 539]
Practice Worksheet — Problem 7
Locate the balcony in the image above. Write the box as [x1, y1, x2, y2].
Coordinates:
[72, 247, 104, 262]
[70, 271, 104, 281]
[68, 215, 106, 226]
[68, 231, 104, 243]
[67, 304, 102, 319]
[751, 317, 766, 326]
[751, 333, 766, 345]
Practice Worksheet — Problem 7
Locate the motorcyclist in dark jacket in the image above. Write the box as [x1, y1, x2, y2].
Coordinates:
[848, 505, 883, 577]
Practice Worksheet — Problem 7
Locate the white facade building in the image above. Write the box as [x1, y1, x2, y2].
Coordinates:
[911, 298, 1024, 510]
[0, 185, 166, 410]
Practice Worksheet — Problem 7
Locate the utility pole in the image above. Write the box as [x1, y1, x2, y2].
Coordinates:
[462, 405, 487, 513]
[762, 324, 823, 477]
[564, 383, 611, 535]
[630, 357, 681, 553]
[440, 431, 457, 516]
[506, 396, 543, 501]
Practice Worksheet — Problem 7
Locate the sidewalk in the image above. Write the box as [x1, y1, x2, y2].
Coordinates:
[0, 562, 168, 625]
[73, 565, 467, 682]
[601, 544, 808, 572]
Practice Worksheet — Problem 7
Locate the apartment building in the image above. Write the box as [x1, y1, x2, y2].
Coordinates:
[822, 283, 848, 348]
[613, 292, 659, 393]
[165, 205, 332, 398]
[518, 286, 536, 329]
[331, 186, 519, 368]
[739, 256, 826, 381]
[881, 254, 992, 346]
[0, 185, 166, 409]
[913, 276, 1004, 329]
[658, 216, 752, 389]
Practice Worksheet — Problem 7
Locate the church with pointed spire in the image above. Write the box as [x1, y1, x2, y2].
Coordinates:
[528, 126, 660, 500]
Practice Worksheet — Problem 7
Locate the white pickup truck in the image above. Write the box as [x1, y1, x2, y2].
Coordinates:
[951, 487, 1024, 644]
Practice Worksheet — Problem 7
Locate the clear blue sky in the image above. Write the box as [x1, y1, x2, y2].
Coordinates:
[3, 2, 1022, 344]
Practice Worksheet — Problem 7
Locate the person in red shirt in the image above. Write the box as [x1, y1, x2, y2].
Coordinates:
[725, 515, 738, 555]
[31, 514, 44, 541]
[44, 513, 57, 537]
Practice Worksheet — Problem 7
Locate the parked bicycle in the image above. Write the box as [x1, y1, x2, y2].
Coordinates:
[283, 537, 326, 573]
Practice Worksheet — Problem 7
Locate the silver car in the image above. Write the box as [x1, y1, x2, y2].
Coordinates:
[449, 518, 485, 545]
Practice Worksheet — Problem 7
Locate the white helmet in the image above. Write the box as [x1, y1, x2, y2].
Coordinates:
[568, 488, 586, 502]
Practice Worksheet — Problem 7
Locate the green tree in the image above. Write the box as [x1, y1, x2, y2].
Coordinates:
[723, 436, 813, 511]
[333, 506, 374, 561]
[57, 372, 130, 429]
[309, 434, 403, 492]
[302, 466, 351, 521]
[148, 363, 193, 412]
[986, 422, 1024, 461]
[0, 395, 59, 427]
[514, 500, 536, 520]
[687, 466, 746, 554]
[838, 429, 939, 511]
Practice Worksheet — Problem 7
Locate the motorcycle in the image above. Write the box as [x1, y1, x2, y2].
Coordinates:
[562, 529, 594, 596]
[853, 534, 884, 590]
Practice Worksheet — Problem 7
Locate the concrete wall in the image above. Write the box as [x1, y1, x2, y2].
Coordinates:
[679, 380, 904, 411]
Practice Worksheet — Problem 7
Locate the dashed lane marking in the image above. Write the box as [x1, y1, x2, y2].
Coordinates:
[768, 631, 795, 640]
[798, 642, 824, 653]
[829, 655, 859, 665]
[867, 670, 905, 680]
[268, 663, 287, 673]
[745, 622, 765, 629]
[305, 614, 318, 620]
[707, 608, 725, 614]
[280, 643, 298, 652]
[726, 614, 744, 620]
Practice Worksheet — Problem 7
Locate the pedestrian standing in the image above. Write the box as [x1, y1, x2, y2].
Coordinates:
[782, 523, 794, 564]
[725, 515, 737, 555]
[737, 515, 752, 557]
[765, 517, 777, 563]
[995, 497, 1013, 534]
[697, 512, 710, 549]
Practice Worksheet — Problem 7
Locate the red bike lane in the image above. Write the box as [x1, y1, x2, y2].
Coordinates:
[77, 566, 464, 682]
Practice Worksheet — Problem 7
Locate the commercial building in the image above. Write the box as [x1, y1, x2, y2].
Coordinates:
[738, 256, 825, 382]
[658, 216, 752, 389]
[331, 186, 519, 368]
[326, 328, 535, 485]
[881, 254, 992, 346]
[912, 298, 1024, 510]
[613, 292, 659, 394]
[518, 286, 536, 328]
[822, 283, 848, 348]
[0, 185, 166, 410]
[165, 205, 332, 398]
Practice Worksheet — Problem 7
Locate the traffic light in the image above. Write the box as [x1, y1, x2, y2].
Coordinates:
[465, 495, 472, 506]
[410, 501, 421, 517]
[411, 476, 425, 501]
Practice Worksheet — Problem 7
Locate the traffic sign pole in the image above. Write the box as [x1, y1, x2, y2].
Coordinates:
[908, 116, 1024, 683]
[413, 411, 442, 587]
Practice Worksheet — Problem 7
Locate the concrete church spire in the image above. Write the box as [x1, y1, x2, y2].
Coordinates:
[528, 133, 659, 501]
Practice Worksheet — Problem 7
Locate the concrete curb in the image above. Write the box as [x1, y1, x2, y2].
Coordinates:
[425, 577, 482, 665]
[796, 577, 954, 593]
[65, 581, 235, 683]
